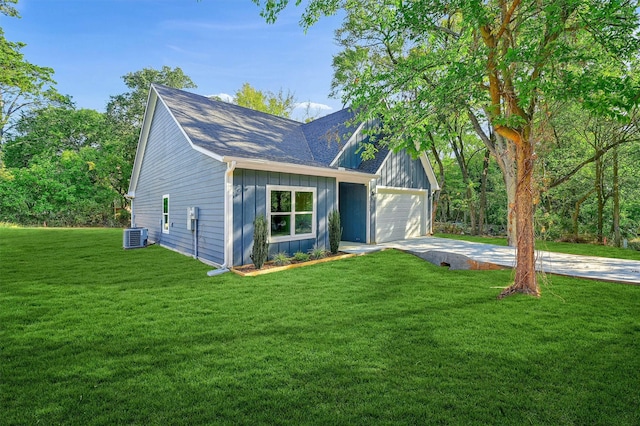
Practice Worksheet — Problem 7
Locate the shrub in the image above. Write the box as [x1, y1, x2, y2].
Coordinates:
[293, 251, 310, 262]
[250, 215, 269, 269]
[272, 252, 291, 266]
[309, 245, 327, 260]
[328, 210, 342, 254]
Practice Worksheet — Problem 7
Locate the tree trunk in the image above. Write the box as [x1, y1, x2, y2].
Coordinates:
[595, 154, 605, 244]
[429, 141, 445, 228]
[478, 149, 490, 234]
[467, 111, 516, 244]
[499, 136, 539, 298]
[495, 136, 518, 246]
[612, 146, 621, 247]
[572, 189, 595, 236]
[450, 134, 478, 235]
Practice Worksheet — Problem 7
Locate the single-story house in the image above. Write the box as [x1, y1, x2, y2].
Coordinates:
[126, 84, 439, 267]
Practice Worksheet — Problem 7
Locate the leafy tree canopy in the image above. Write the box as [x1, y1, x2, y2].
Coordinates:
[0, 29, 60, 141]
[0, 0, 18, 17]
[232, 82, 297, 118]
[3, 104, 107, 168]
[106, 66, 197, 129]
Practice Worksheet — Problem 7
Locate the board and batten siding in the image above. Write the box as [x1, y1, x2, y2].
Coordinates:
[233, 169, 337, 266]
[377, 150, 430, 190]
[132, 100, 226, 265]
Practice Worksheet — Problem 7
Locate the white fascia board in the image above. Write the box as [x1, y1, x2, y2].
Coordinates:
[329, 121, 367, 167]
[413, 140, 440, 191]
[222, 156, 378, 183]
[127, 88, 158, 197]
[419, 152, 440, 191]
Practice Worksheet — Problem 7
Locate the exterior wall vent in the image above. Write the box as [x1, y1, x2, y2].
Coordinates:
[123, 228, 148, 249]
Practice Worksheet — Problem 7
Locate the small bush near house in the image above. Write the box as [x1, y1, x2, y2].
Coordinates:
[328, 210, 341, 254]
[250, 215, 269, 269]
[309, 245, 327, 260]
[293, 251, 310, 262]
[272, 252, 291, 266]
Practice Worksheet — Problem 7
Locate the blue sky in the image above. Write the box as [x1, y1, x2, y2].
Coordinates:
[2, 0, 345, 120]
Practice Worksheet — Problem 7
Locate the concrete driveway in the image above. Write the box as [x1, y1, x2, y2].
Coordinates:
[341, 237, 640, 285]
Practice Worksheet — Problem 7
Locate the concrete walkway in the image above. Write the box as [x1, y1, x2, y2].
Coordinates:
[341, 237, 640, 285]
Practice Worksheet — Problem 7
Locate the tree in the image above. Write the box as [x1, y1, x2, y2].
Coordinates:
[105, 66, 197, 203]
[3, 103, 105, 168]
[107, 66, 196, 129]
[0, 25, 61, 142]
[0, 0, 18, 17]
[538, 104, 640, 242]
[253, 0, 640, 297]
[0, 104, 126, 226]
[233, 82, 296, 118]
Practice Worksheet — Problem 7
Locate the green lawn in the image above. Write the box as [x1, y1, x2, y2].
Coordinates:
[2, 228, 639, 425]
[434, 232, 640, 261]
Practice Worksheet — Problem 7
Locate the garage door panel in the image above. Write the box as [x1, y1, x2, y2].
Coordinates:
[375, 191, 425, 243]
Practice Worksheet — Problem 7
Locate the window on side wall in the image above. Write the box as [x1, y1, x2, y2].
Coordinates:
[267, 185, 316, 242]
[162, 194, 170, 234]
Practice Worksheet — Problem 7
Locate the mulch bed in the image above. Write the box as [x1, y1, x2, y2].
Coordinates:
[232, 252, 354, 276]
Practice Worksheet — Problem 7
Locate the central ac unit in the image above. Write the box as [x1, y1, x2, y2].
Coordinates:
[123, 227, 148, 249]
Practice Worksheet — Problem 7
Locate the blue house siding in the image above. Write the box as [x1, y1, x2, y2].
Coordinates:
[232, 169, 337, 266]
[132, 101, 226, 265]
[378, 150, 430, 190]
[336, 132, 370, 169]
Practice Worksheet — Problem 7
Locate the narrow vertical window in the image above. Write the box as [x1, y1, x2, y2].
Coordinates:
[162, 194, 170, 234]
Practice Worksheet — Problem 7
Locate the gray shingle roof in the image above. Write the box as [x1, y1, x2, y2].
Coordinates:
[302, 108, 358, 165]
[153, 84, 379, 171]
[357, 144, 390, 174]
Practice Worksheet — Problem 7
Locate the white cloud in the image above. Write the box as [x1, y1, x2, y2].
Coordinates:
[294, 102, 333, 111]
[291, 102, 335, 121]
[209, 93, 234, 103]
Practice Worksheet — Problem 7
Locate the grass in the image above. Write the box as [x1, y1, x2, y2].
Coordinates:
[2, 227, 639, 425]
[434, 232, 640, 261]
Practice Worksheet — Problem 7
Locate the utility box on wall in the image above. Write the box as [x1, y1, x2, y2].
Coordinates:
[187, 207, 199, 230]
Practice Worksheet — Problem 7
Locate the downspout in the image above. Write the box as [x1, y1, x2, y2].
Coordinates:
[193, 213, 198, 259]
[207, 160, 236, 276]
[125, 194, 135, 227]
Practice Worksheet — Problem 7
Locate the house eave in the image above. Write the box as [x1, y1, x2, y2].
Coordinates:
[222, 156, 378, 183]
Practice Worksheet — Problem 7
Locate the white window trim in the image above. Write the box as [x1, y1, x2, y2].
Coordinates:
[266, 185, 317, 243]
[162, 194, 170, 234]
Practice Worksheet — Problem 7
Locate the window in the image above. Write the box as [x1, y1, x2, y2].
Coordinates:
[267, 186, 316, 242]
[162, 194, 170, 234]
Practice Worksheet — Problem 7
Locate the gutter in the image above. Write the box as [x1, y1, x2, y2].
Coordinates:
[221, 156, 378, 183]
[124, 193, 135, 228]
[207, 160, 236, 276]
